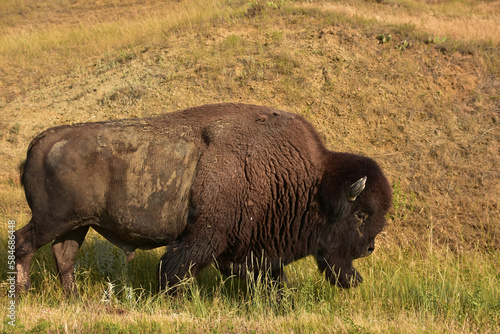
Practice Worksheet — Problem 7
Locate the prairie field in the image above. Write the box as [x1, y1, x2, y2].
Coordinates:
[0, 0, 499, 333]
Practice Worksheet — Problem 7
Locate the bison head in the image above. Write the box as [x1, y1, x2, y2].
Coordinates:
[316, 153, 392, 288]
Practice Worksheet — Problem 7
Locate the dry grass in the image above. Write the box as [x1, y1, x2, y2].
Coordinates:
[299, 0, 500, 45]
[0, 0, 239, 103]
[0, 0, 499, 332]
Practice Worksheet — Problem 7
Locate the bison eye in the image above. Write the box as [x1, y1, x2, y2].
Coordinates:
[355, 211, 368, 223]
[353, 211, 368, 237]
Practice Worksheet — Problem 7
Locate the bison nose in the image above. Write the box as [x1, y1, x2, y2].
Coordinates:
[367, 246, 375, 255]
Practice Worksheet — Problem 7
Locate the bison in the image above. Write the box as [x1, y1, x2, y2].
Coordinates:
[15, 103, 392, 296]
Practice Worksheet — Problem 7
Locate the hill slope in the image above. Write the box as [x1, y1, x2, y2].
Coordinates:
[1, 0, 498, 251]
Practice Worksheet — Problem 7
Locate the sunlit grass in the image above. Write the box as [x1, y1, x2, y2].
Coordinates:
[1, 236, 498, 332]
[0, 0, 239, 76]
[297, 0, 500, 45]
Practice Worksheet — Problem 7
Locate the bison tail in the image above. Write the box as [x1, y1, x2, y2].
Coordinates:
[18, 160, 26, 186]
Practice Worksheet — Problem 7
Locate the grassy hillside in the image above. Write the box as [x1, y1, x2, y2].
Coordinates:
[1, 0, 499, 332]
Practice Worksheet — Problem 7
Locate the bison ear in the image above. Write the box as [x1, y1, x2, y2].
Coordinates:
[348, 176, 367, 202]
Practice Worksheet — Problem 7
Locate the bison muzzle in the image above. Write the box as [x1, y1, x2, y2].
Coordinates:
[15, 103, 392, 296]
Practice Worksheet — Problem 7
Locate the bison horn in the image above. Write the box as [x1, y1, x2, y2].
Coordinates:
[348, 176, 367, 202]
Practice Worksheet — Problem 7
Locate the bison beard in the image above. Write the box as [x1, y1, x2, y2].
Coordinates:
[15, 103, 392, 296]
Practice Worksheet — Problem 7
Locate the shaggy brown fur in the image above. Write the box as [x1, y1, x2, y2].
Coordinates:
[15, 103, 392, 295]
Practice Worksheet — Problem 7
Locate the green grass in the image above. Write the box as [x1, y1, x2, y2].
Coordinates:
[1, 234, 498, 333]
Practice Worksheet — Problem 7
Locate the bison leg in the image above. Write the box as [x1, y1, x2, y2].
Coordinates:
[239, 259, 290, 304]
[253, 259, 289, 294]
[14, 222, 37, 293]
[220, 258, 289, 295]
[249, 259, 288, 287]
[51, 226, 89, 296]
[271, 265, 288, 289]
[159, 234, 226, 294]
